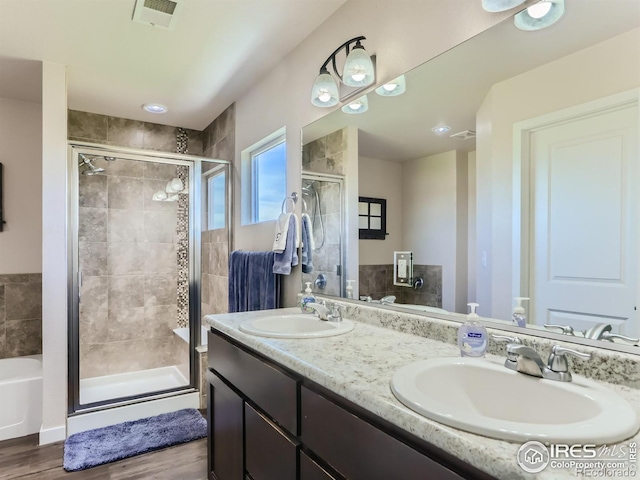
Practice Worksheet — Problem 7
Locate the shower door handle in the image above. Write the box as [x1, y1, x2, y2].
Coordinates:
[78, 271, 83, 303]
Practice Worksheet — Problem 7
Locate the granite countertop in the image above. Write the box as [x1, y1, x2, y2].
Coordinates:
[205, 308, 640, 480]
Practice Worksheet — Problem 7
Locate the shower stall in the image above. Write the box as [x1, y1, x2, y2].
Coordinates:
[301, 173, 345, 297]
[67, 143, 230, 426]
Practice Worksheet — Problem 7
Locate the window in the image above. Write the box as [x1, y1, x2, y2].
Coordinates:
[207, 170, 226, 230]
[358, 196, 387, 240]
[242, 130, 287, 224]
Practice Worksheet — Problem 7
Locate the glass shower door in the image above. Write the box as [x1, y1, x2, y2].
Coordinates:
[71, 147, 194, 409]
[300, 174, 344, 297]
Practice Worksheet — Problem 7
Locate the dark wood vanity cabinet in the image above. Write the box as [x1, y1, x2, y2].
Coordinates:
[207, 328, 495, 480]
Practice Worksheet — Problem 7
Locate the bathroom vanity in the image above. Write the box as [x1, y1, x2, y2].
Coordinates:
[206, 307, 640, 480]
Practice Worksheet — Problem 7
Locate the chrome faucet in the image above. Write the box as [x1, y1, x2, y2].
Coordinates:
[307, 301, 345, 322]
[380, 295, 397, 305]
[494, 335, 592, 382]
[328, 303, 345, 322]
[584, 323, 639, 345]
[543, 324, 582, 336]
[307, 301, 330, 320]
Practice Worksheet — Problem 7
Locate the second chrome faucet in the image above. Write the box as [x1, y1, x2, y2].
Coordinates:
[493, 335, 592, 382]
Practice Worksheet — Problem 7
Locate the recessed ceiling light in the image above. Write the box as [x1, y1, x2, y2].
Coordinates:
[432, 125, 451, 135]
[142, 103, 168, 114]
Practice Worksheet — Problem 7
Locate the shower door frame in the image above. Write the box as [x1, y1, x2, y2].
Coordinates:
[301, 172, 346, 297]
[66, 141, 229, 415]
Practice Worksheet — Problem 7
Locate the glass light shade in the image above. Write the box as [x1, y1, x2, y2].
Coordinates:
[152, 190, 168, 201]
[343, 46, 375, 87]
[165, 177, 184, 194]
[482, 0, 526, 12]
[375, 75, 406, 96]
[311, 72, 339, 107]
[341, 95, 369, 114]
[514, 0, 564, 31]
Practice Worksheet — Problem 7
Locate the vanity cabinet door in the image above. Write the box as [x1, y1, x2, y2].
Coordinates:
[245, 404, 298, 480]
[301, 386, 464, 480]
[208, 371, 243, 480]
[209, 330, 299, 435]
[300, 452, 338, 480]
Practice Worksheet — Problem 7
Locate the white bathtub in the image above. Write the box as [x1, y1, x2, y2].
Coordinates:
[0, 354, 43, 441]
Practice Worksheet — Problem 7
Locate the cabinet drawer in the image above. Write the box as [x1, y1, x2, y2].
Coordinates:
[300, 452, 338, 480]
[245, 404, 298, 480]
[301, 387, 464, 480]
[208, 330, 298, 434]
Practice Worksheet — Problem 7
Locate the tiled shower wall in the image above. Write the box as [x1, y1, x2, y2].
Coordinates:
[69, 111, 201, 378]
[302, 127, 347, 297]
[77, 159, 184, 378]
[358, 264, 443, 307]
[201, 104, 234, 320]
[0, 274, 42, 359]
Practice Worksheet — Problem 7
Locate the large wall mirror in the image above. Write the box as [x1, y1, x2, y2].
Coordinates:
[301, 1, 640, 354]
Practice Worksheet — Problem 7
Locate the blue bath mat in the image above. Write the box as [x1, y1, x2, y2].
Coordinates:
[63, 408, 207, 471]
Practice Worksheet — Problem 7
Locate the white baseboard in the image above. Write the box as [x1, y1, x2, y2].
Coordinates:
[39, 424, 67, 445]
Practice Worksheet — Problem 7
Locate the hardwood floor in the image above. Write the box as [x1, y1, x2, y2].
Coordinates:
[0, 434, 207, 479]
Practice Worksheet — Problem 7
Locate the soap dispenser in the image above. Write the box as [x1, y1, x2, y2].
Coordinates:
[512, 297, 530, 327]
[300, 282, 316, 313]
[457, 303, 488, 357]
[346, 280, 355, 299]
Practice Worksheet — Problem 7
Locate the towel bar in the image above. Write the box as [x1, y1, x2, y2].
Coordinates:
[281, 192, 298, 213]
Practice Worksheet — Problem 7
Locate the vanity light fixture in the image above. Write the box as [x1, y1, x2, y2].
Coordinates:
[482, 0, 525, 12]
[341, 95, 369, 114]
[142, 103, 168, 114]
[311, 36, 375, 107]
[514, 0, 564, 31]
[375, 75, 406, 97]
[431, 125, 451, 135]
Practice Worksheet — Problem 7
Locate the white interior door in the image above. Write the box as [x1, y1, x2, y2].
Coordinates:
[530, 104, 638, 337]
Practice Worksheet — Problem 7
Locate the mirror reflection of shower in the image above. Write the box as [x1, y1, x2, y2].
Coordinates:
[302, 179, 325, 250]
[78, 153, 116, 176]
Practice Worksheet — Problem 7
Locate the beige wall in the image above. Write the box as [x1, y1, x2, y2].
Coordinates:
[358, 156, 403, 266]
[467, 151, 477, 304]
[402, 150, 467, 312]
[41, 61, 67, 445]
[476, 27, 640, 321]
[0, 98, 42, 274]
[231, 0, 520, 306]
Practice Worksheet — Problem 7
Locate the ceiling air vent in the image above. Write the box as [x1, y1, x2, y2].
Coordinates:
[132, 0, 184, 30]
[449, 130, 476, 140]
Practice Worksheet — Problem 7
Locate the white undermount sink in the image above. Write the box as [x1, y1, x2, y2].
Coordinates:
[391, 357, 639, 444]
[239, 314, 355, 339]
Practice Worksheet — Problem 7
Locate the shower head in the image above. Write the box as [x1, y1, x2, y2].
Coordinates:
[82, 166, 106, 176]
[302, 180, 316, 194]
[78, 154, 106, 176]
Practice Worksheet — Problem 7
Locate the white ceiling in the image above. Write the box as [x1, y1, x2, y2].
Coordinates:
[0, 0, 347, 129]
[303, 1, 640, 162]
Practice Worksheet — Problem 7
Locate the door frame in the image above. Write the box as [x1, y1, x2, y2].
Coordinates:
[66, 141, 231, 415]
[511, 88, 639, 320]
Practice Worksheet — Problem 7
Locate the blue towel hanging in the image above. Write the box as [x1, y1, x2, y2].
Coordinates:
[228, 251, 280, 313]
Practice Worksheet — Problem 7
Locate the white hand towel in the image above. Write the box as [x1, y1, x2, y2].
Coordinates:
[301, 213, 315, 250]
[273, 213, 292, 253]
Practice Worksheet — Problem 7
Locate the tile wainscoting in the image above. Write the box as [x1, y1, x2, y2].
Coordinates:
[0, 273, 42, 359]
